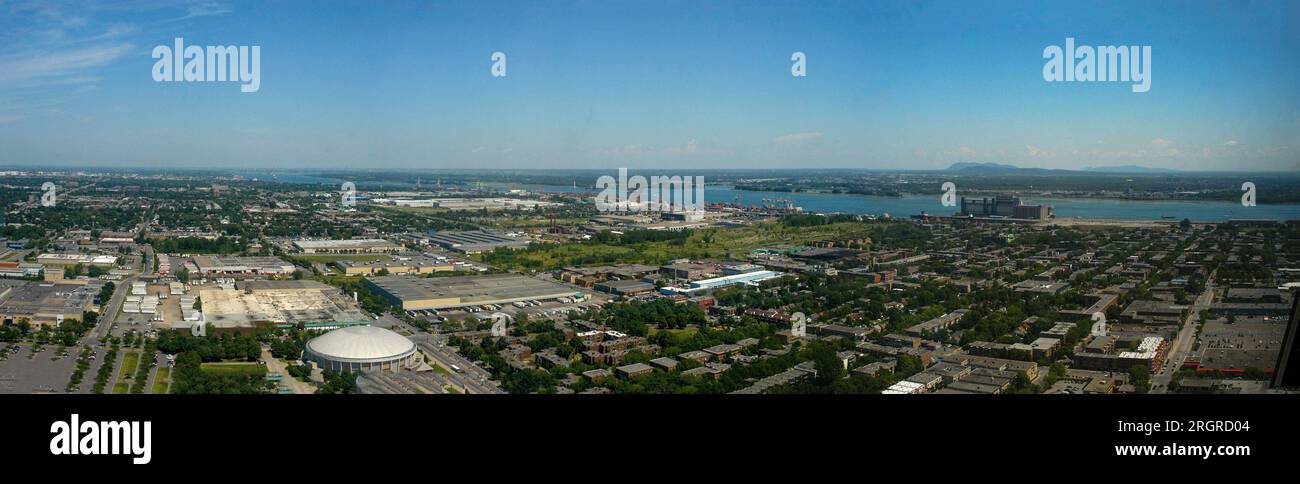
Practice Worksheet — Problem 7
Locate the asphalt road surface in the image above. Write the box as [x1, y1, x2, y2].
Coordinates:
[1152, 279, 1216, 393]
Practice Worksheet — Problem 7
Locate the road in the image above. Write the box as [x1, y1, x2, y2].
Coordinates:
[374, 314, 505, 394]
[0, 247, 36, 262]
[1152, 278, 1216, 393]
[89, 272, 136, 344]
[82, 203, 154, 345]
[419, 334, 505, 394]
[261, 348, 315, 394]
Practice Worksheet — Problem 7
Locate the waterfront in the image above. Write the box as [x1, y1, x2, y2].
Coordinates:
[519, 183, 1300, 222]
[228, 174, 1300, 222]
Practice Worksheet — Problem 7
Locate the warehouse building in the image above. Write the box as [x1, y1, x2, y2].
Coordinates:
[332, 255, 456, 276]
[365, 274, 583, 310]
[192, 280, 369, 335]
[0, 279, 96, 327]
[594, 278, 656, 296]
[36, 253, 118, 267]
[293, 238, 403, 254]
[187, 255, 296, 278]
[425, 230, 531, 254]
[0, 262, 44, 278]
[658, 270, 785, 296]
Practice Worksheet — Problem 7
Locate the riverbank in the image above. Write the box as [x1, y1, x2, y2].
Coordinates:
[1041, 217, 1176, 228]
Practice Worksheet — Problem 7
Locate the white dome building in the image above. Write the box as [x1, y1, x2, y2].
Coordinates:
[304, 326, 419, 373]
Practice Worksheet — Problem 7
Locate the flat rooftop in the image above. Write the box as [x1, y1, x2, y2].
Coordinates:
[425, 230, 530, 253]
[1193, 317, 1285, 371]
[366, 274, 581, 310]
[199, 281, 367, 329]
[0, 280, 95, 322]
[293, 238, 401, 250]
[190, 255, 295, 272]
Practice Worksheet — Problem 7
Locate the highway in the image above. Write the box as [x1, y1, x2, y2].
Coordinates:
[375, 314, 505, 394]
[417, 335, 505, 394]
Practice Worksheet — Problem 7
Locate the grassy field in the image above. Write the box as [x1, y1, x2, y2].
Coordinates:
[112, 382, 128, 394]
[152, 367, 171, 394]
[476, 221, 875, 270]
[649, 327, 699, 338]
[117, 352, 140, 381]
[201, 362, 267, 378]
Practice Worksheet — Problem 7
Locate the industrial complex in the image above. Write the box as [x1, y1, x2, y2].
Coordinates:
[187, 255, 297, 278]
[424, 230, 532, 254]
[194, 280, 369, 334]
[292, 238, 404, 254]
[0, 279, 98, 327]
[332, 255, 457, 276]
[365, 273, 583, 310]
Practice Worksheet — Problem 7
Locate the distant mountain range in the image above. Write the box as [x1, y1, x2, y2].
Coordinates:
[945, 162, 1181, 174]
[1082, 164, 1179, 173]
[945, 162, 1032, 172]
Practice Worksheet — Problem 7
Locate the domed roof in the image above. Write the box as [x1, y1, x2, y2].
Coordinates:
[306, 325, 416, 361]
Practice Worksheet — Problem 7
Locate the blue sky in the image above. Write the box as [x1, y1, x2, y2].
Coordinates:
[0, 0, 1296, 171]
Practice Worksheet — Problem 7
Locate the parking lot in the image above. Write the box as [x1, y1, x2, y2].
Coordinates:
[0, 343, 80, 394]
[110, 282, 198, 339]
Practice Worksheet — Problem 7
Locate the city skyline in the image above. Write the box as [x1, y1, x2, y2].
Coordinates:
[0, 0, 1297, 171]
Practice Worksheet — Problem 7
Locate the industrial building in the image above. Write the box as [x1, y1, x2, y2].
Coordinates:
[425, 230, 531, 254]
[658, 270, 785, 296]
[594, 278, 656, 296]
[959, 195, 1053, 220]
[332, 255, 457, 276]
[36, 253, 118, 267]
[187, 255, 296, 278]
[292, 238, 403, 254]
[0, 279, 97, 327]
[365, 274, 583, 310]
[0, 261, 44, 278]
[193, 280, 369, 335]
[304, 325, 420, 373]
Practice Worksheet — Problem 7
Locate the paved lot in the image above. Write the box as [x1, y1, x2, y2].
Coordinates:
[261, 348, 315, 394]
[0, 343, 79, 394]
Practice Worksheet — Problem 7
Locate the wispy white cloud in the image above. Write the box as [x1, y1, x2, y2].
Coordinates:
[1025, 144, 1052, 158]
[0, 1, 235, 121]
[0, 43, 133, 82]
[773, 132, 824, 145]
[182, 1, 232, 20]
